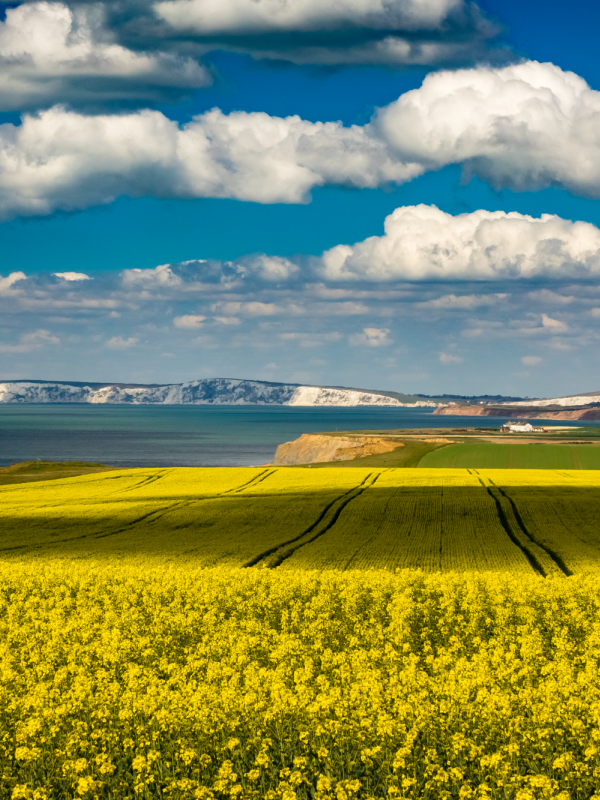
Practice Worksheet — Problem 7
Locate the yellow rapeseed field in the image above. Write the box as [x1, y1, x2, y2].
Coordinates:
[3, 563, 600, 800]
[2, 468, 600, 798]
[2, 467, 600, 574]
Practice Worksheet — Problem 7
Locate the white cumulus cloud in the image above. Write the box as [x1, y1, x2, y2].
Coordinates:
[156, 0, 464, 34]
[154, 0, 497, 67]
[349, 327, 392, 346]
[0, 2, 210, 110]
[321, 205, 600, 281]
[0, 272, 27, 293]
[173, 314, 206, 328]
[541, 314, 568, 332]
[377, 60, 600, 195]
[0, 105, 417, 218]
[53, 272, 91, 281]
[4, 61, 600, 218]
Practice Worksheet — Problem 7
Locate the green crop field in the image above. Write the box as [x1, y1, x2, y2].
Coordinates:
[419, 441, 600, 469]
[4, 467, 600, 799]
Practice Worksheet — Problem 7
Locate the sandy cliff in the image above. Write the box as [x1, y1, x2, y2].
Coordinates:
[271, 434, 404, 465]
[434, 405, 600, 421]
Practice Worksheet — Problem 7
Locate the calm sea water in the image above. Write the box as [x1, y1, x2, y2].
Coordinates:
[0, 405, 595, 468]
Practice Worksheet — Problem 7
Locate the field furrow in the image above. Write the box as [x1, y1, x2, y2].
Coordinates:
[284, 484, 537, 573]
[501, 487, 600, 574]
[2, 467, 600, 574]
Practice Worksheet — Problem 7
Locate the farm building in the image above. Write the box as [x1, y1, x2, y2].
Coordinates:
[500, 421, 546, 433]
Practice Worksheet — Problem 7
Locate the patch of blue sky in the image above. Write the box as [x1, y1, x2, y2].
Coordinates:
[5, 170, 600, 276]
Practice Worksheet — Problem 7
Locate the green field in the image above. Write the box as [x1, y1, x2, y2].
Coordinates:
[0, 460, 118, 485]
[419, 441, 600, 469]
[4, 466, 600, 575]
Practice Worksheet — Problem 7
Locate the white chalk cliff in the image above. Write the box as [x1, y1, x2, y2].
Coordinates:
[0, 378, 435, 407]
[500, 391, 600, 408]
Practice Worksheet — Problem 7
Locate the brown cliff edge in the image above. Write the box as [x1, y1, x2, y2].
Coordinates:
[271, 434, 401, 465]
[271, 433, 451, 466]
[433, 404, 600, 421]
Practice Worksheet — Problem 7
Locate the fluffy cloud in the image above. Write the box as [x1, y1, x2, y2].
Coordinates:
[173, 314, 205, 328]
[0, 272, 27, 293]
[0, 328, 60, 353]
[6, 205, 600, 295]
[0, 3, 210, 110]
[348, 327, 392, 346]
[541, 314, 568, 332]
[53, 272, 91, 281]
[156, 0, 469, 34]
[0, 105, 420, 218]
[154, 0, 499, 67]
[377, 60, 600, 195]
[5, 60, 600, 218]
[321, 205, 600, 281]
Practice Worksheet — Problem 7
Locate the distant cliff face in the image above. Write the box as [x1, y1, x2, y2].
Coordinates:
[434, 404, 600, 421]
[0, 378, 406, 407]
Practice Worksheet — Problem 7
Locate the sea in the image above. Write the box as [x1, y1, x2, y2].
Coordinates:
[0, 404, 596, 468]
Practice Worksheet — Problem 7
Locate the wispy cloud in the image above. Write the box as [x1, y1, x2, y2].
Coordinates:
[0, 329, 60, 353]
[522, 356, 542, 366]
[349, 327, 392, 347]
[173, 315, 206, 329]
[106, 336, 139, 349]
[439, 352, 463, 364]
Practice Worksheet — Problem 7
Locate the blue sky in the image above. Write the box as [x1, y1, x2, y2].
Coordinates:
[1, 0, 600, 396]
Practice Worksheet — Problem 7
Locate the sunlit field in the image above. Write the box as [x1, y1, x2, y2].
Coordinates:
[3, 467, 600, 798]
[420, 442, 600, 470]
[3, 466, 600, 573]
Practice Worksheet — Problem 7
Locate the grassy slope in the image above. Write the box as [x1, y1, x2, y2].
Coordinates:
[553, 427, 600, 438]
[420, 442, 600, 469]
[0, 460, 117, 486]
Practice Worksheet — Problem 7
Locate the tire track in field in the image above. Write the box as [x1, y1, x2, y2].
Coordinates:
[486, 484, 571, 577]
[493, 484, 573, 576]
[0, 498, 194, 553]
[0, 469, 278, 554]
[341, 492, 395, 571]
[245, 472, 383, 569]
[222, 469, 276, 494]
[108, 469, 175, 494]
[73, 469, 278, 540]
[0, 469, 176, 515]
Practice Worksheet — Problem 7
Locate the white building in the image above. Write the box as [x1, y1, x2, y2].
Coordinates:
[501, 421, 534, 433]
